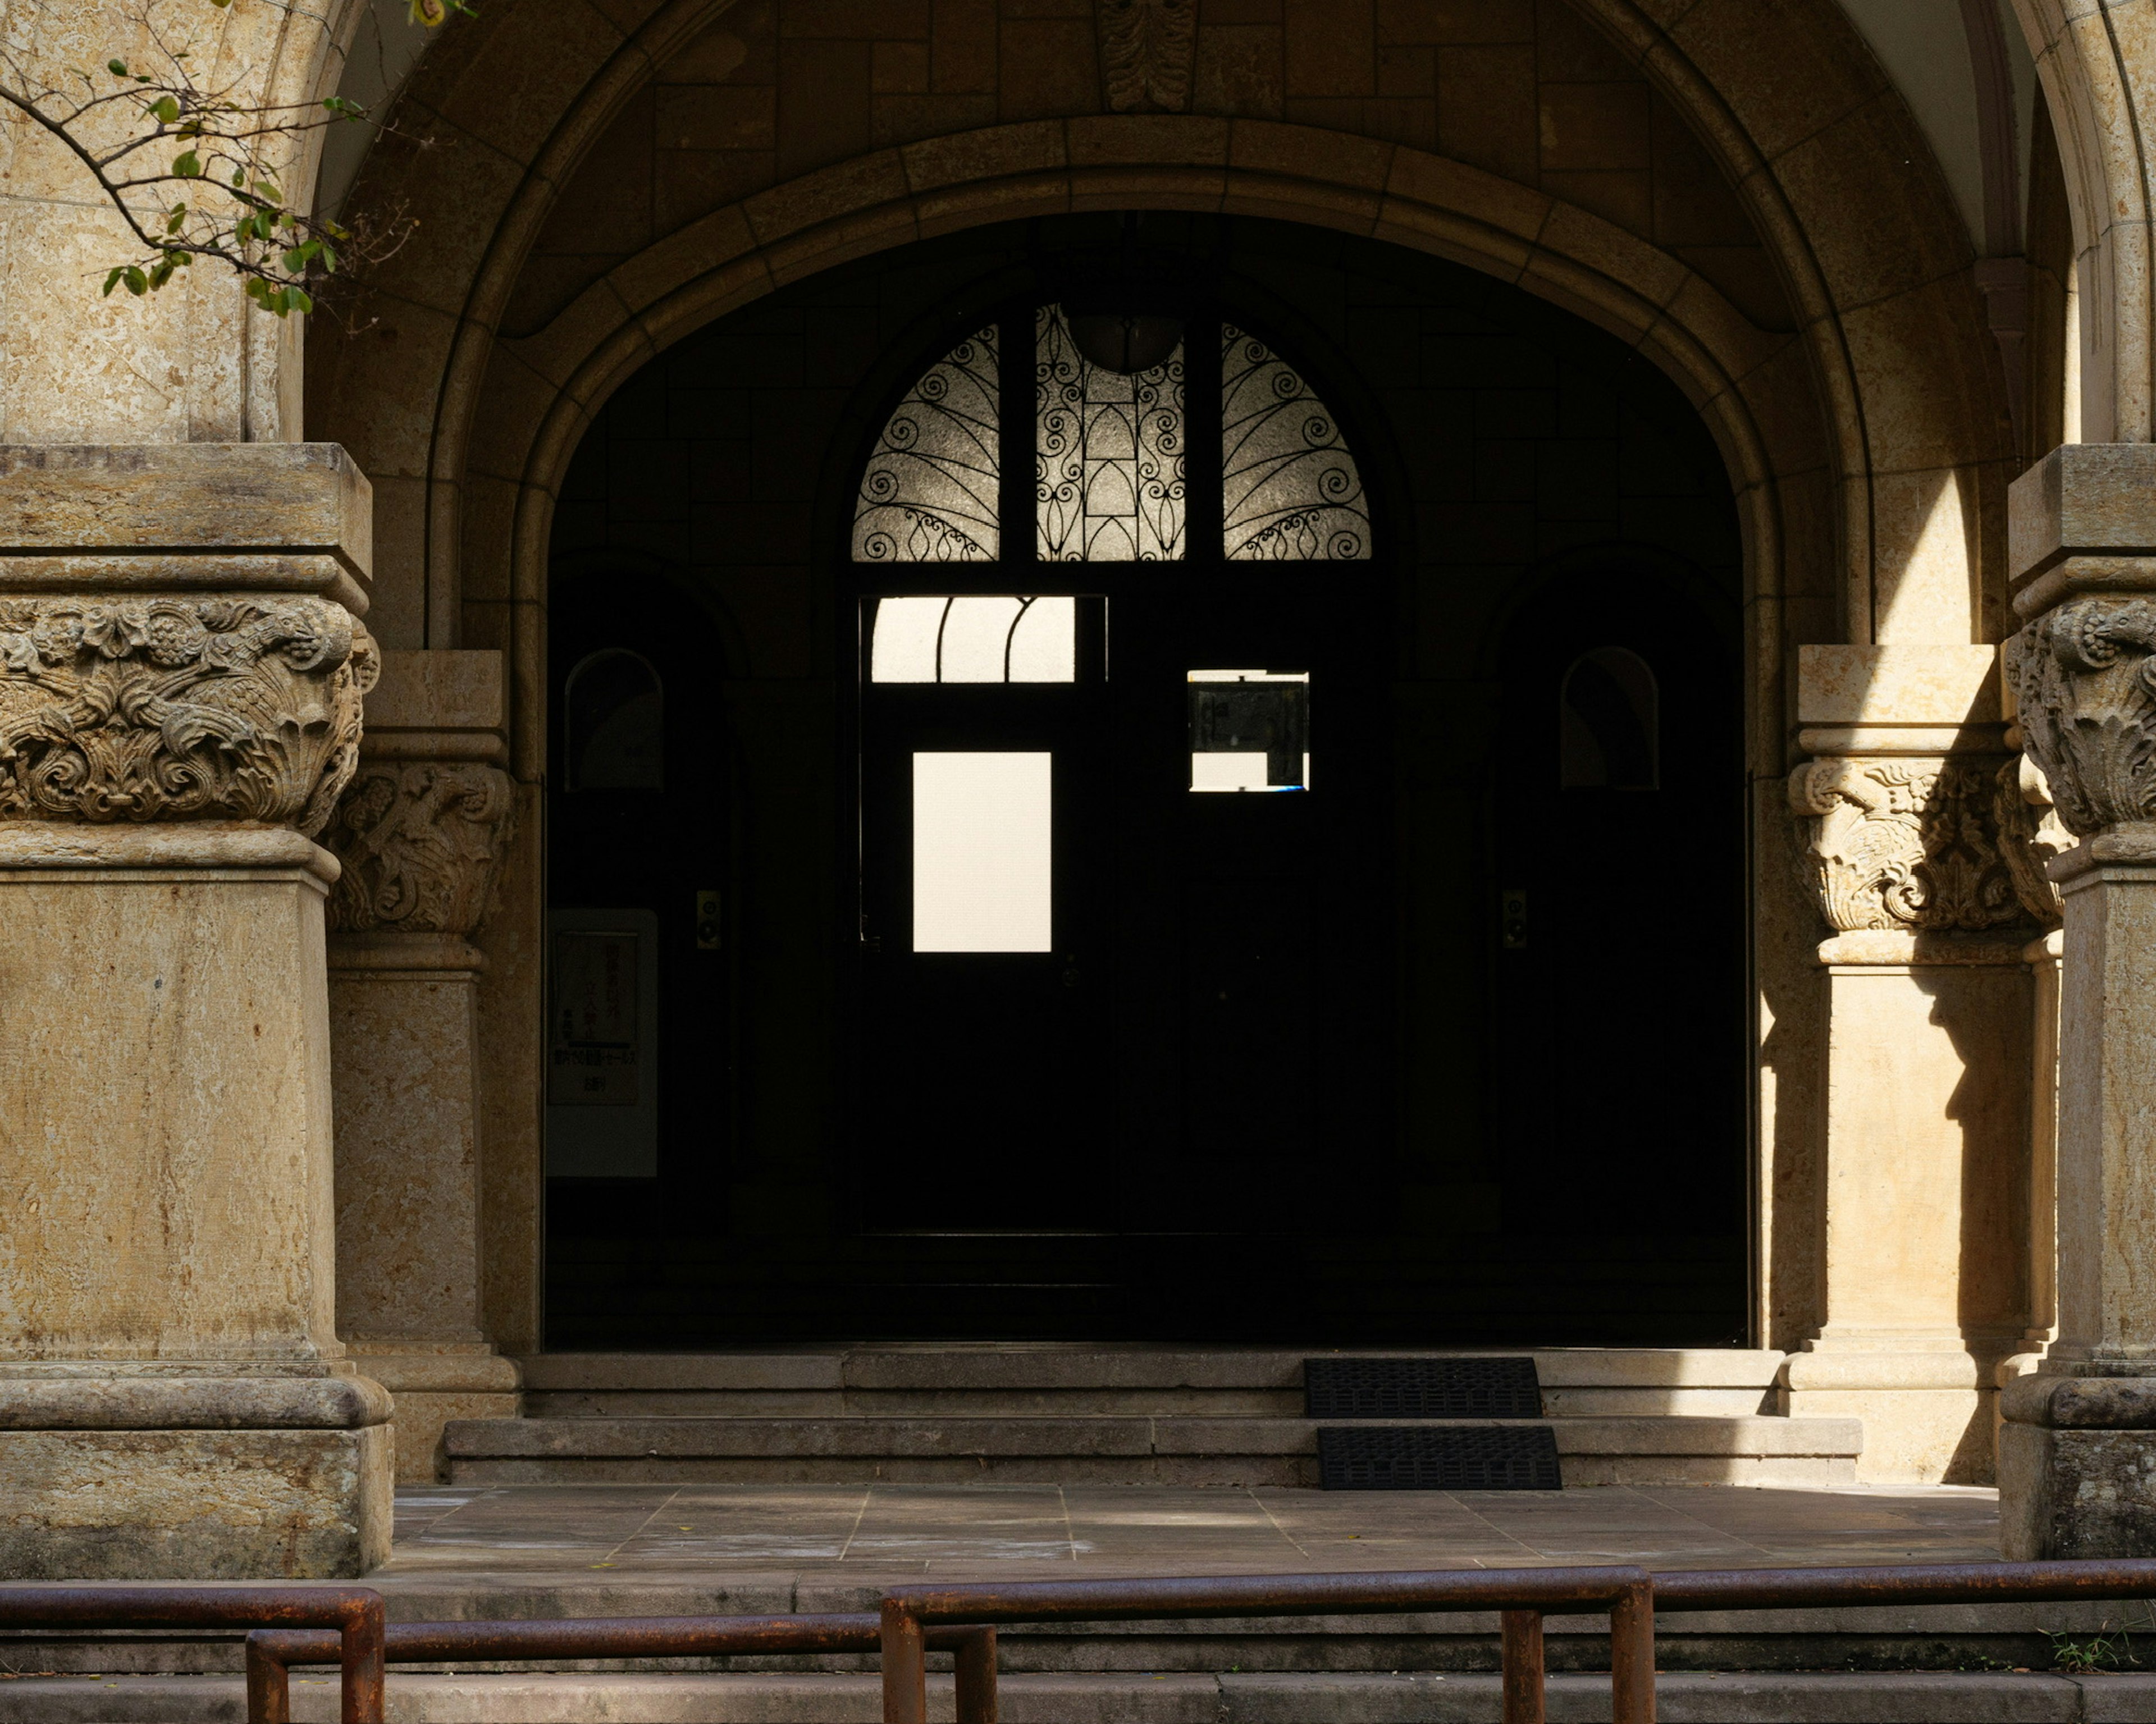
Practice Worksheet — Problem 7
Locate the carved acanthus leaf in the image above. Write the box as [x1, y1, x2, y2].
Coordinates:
[1099, 0, 1197, 112]
[1994, 754, 2072, 927]
[2005, 596, 2156, 836]
[0, 594, 375, 833]
[324, 761, 516, 936]
[1789, 756, 2025, 933]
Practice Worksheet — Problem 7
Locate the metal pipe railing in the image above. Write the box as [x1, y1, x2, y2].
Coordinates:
[877, 1566, 1657, 1724]
[244, 1612, 998, 1724]
[1652, 1557, 2156, 1612]
[0, 1585, 385, 1724]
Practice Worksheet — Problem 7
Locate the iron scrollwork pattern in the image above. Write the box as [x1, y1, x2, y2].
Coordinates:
[0, 594, 376, 833]
[1036, 303, 1186, 561]
[325, 761, 517, 936]
[852, 327, 1000, 564]
[1222, 323, 1371, 561]
[1788, 756, 2023, 933]
[2004, 596, 2156, 835]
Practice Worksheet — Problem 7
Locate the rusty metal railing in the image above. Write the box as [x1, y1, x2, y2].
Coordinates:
[0, 1586, 385, 1724]
[878, 1567, 1657, 1724]
[1652, 1557, 2156, 1613]
[245, 1612, 999, 1724]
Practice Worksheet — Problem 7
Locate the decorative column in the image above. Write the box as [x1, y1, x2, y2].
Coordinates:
[2000, 443, 2156, 1557]
[0, 445, 390, 1577]
[1993, 754, 2071, 1412]
[321, 652, 520, 1483]
[1780, 645, 2035, 1483]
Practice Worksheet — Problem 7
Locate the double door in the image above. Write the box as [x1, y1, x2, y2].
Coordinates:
[851, 570, 1395, 1311]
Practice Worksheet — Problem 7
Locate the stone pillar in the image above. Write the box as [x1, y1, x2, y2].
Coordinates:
[1779, 646, 2035, 1483]
[2000, 443, 2156, 1556]
[1995, 755, 2070, 1414]
[0, 445, 390, 1578]
[321, 652, 520, 1484]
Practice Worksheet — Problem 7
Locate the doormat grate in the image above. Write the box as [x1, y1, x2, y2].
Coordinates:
[1304, 1356, 1542, 1419]
[1317, 1425, 1561, 1491]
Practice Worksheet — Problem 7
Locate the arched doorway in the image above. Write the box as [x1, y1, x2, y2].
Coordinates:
[541, 212, 1747, 1347]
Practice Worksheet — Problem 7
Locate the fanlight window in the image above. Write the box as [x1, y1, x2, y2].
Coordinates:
[852, 328, 999, 563]
[565, 648, 664, 791]
[1560, 647, 1658, 790]
[852, 305, 1369, 564]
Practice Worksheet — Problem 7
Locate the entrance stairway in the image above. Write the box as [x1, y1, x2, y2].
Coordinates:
[441, 1346, 1862, 1486]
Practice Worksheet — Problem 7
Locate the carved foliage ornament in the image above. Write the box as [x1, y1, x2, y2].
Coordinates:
[0, 595, 375, 834]
[325, 761, 515, 936]
[1993, 754, 2071, 927]
[1789, 756, 2023, 933]
[1099, 0, 1196, 113]
[2005, 597, 2156, 836]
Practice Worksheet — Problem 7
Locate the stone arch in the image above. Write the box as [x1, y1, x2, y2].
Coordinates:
[299, 0, 2035, 1354]
[313, 0, 2018, 674]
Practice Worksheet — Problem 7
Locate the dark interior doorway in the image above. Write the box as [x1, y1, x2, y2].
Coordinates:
[542, 214, 1749, 1347]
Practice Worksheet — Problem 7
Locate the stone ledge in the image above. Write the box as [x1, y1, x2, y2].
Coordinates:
[0, 1375, 391, 1430]
[2001, 1373, 2156, 1429]
[2009, 442, 2156, 589]
[0, 1669, 2149, 1724]
[0, 445, 372, 582]
[0, 821, 339, 884]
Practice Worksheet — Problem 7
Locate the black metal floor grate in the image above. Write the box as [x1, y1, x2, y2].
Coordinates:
[1304, 1356, 1542, 1419]
[1317, 1425, 1561, 1490]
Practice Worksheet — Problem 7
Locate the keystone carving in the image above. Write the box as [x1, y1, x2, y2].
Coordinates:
[323, 761, 515, 936]
[2004, 596, 2156, 836]
[1789, 756, 2023, 933]
[0, 595, 375, 834]
[1099, 0, 1196, 112]
[1994, 754, 2072, 927]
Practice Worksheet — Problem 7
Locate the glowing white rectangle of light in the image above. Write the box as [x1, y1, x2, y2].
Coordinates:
[871, 596, 1077, 683]
[912, 752, 1053, 952]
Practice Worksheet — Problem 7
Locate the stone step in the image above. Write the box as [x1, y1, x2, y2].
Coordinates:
[3, 1669, 2150, 1723]
[442, 1414, 1860, 1487]
[515, 1349, 1783, 1421]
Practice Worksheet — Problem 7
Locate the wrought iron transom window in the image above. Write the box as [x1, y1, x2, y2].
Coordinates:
[851, 303, 1370, 565]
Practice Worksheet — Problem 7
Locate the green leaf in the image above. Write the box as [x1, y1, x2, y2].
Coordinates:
[286, 287, 313, 315]
[231, 166, 245, 186]
[172, 150, 200, 179]
[102, 266, 126, 297]
[148, 259, 174, 289]
[149, 95, 179, 125]
[165, 204, 186, 234]
[106, 59, 126, 76]
[122, 267, 147, 296]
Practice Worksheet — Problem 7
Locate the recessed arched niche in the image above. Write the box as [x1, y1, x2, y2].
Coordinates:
[1560, 646, 1659, 791]
[563, 647, 665, 792]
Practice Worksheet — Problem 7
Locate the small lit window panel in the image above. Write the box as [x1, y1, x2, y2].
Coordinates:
[871, 596, 1076, 683]
[1188, 670, 1309, 792]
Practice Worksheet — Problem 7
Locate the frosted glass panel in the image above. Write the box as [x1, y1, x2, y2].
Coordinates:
[853, 328, 1000, 561]
[871, 596, 1076, 683]
[1037, 304, 1185, 560]
[913, 752, 1053, 951]
[1221, 324, 1371, 560]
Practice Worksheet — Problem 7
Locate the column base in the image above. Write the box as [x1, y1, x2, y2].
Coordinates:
[1999, 1370, 2156, 1557]
[345, 1347, 520, 1484]
[1780, 1348, 1998, 1483]
[0, 1374, 392, 1579]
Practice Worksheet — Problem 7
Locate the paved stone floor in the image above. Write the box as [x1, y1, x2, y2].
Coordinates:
[382, 1483, 2002, 1581]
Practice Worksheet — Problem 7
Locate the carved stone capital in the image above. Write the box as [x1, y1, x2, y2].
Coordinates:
[1099, 0, 1196, 112]
[323, 760, 514, 936]
[0, 593, 376, 834]
[1994, 753, 2073, 927]
[2004, 596, 2156, 838]
[1789, 754, 2024, 934]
